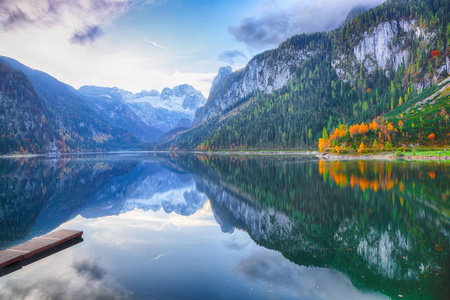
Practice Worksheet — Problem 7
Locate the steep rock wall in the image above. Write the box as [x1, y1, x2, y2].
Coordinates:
[194, 49, 315, 124]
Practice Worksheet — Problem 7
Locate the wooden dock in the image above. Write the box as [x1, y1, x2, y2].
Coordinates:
[0, 230, 83, 270]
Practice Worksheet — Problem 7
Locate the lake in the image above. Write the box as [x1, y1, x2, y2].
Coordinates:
[0, 153, 448, 299]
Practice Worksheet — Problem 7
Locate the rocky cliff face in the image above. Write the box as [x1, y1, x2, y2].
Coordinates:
[195, 17, 446, 125]
[333, 20, 435, 80]
[209, 66, 232, 95]
[194, 48, 316, 124]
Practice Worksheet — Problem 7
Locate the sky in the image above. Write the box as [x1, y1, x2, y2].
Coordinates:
[0, 0, 384, 97]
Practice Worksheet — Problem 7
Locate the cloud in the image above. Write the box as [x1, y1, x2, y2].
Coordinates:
[0, 0, 130, 29]
[218, 50, 247, 65]
[0, 0, 161, 44]
[235, 251, 387, 299]
[70, 25, 104, 45]
[145, 39, 167, 49]
[229, 0, 385, 48]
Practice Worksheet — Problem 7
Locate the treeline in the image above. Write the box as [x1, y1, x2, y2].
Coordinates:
[165, 0, 450, 151]
[0, 63, 50, 153]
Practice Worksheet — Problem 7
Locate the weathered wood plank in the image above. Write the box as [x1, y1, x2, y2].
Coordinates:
[0, 250, 22, 268]
[0, 230, 83, 269]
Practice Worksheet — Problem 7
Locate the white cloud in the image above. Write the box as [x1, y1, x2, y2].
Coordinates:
[0, 24, 215, 96]
[145, 39, 167, 49]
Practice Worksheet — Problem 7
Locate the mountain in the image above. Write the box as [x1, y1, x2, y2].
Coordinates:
[193, 48, 309, 125]
[124, 84, 207, 132]
[0, 55, 207, 153]
[0, 62, 51, 153]
[78, 86, 162, 142]
[209, 66, 233, 95]
[164, 0, 450, 150]
[0, 56, 138, 154]
[319, 75, 450, 152]
[80, 84, 207, 133]
[341, 4, 376, 26]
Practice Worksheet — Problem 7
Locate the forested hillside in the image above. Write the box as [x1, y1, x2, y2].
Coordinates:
[0, 57, 139, 154]
[319, 76, 450, 153]
[162, 0, 450, 151]
[0, 63, 52, 153]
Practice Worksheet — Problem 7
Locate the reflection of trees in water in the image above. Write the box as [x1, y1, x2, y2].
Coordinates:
[0, 157, 135, 249]
[174, 155, 450, 300]
[1, 154, 448, 298]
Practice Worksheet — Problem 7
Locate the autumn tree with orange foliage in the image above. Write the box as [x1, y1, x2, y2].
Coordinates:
[349, 124, 360, 138]
[387, 122, 394, 131]
[369, 120, 378, 131]
[329, 126, 348, 142]
[359, 122, 369, 134]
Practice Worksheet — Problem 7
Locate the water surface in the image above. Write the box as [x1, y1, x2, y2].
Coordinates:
[0, 154, 448, 299]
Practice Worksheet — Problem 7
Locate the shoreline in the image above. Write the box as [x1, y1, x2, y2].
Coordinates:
[0, 149, 448, 161]
[316, 153, 449, 161]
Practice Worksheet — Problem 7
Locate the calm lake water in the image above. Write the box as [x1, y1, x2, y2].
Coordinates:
[0, 153, 448, 299]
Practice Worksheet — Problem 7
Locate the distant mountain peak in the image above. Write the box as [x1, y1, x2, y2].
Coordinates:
[79, 84, 206, 133]
[210, 66, 233, 94]
[342, 4, 376, 25]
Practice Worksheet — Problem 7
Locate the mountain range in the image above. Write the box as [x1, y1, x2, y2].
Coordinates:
[1, 0, 449, 154]
[0, 56, 206, 154]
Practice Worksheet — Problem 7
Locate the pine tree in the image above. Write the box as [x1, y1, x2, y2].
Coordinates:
[322, 127, 328, 140]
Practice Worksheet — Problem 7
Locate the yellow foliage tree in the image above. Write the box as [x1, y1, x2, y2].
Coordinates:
[318, 138, 328, 152]
[335, 145, 340, 154]
[358, 142, 365, 153]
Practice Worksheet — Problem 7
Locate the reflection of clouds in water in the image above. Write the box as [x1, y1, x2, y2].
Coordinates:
[0, 258, 131, 300]
[73, 259, 106, 280]
[223, 236, 249, 251]
[235, 251, 387, 300]
[81, 208, 217, 250]
[147, 252, 169, 263]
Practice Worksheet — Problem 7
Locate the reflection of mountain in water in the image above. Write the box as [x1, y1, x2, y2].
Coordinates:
[1, 154, 449, 298]
[0, 157, 136, 248]
[81, 161, 206, 218]
[0, 155, 206, 249]
[174, 155, 450, 300]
